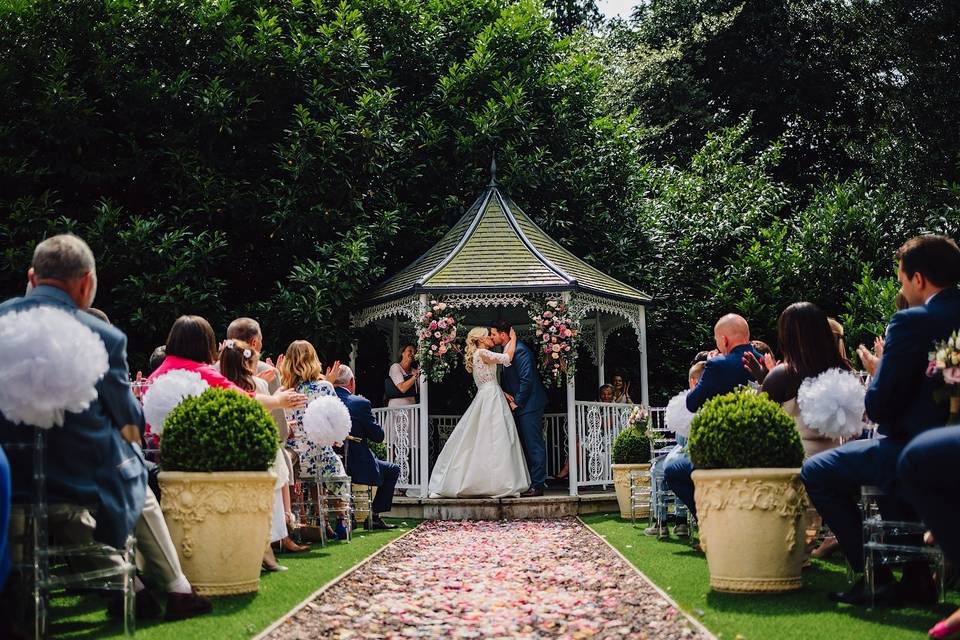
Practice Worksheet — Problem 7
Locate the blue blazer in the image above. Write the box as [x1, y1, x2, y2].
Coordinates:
[500, 341, 548, 416]
[334, 386, 385, 486]
[687, 343, 760, 412]
[867, 287, 960, 440]
[0, 285, 147, 549]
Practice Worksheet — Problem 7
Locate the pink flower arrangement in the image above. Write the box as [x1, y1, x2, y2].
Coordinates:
[529, 296, 580, 388]
[417, 298, 462, 383]
[928, 330, 960, 422]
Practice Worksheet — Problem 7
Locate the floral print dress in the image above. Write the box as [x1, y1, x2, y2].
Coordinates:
[285, 379, 348, 496]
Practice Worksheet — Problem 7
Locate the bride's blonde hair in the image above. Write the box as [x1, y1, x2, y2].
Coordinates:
[463, 327, 490, 373]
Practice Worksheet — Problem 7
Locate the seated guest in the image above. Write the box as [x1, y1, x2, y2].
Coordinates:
[223, 318, 307, 553]
[149, 316, 304, 412]
[555, 384, 617, 480]
[0, 234, 210, 621]
[331, 365, 400, 530]
[899, 426, 960, 638]
[386, 344, 419, 406]
[611, 372, 633, 404]
[0, 446, 9, 590]
[279, 341, 350, 540]
[762, 303, 852, 457]
[802, 234, 960, 605]
[664, 314, 760, 519]
[148, 345, 167, 375]
[219, 340, 292, 570]
[646, 359, 705, 537]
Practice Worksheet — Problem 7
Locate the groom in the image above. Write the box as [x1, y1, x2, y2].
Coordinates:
[490, 321, 548, 497]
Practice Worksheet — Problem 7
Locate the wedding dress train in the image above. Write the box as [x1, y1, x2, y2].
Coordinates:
[428, 348, 531, 498]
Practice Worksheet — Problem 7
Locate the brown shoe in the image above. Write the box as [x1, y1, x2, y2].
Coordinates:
[281, 536, 311, 553]
[520, 487, 544, 497]
[164, 588, 212, 621]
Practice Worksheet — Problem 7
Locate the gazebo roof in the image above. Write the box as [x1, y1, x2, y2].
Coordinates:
[363, 182, 651, 305]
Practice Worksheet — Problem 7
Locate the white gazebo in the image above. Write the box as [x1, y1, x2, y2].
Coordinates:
[351, 170, 652, 497]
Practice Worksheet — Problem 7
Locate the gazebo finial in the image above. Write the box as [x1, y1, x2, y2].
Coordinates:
[488, 156, 497, 187]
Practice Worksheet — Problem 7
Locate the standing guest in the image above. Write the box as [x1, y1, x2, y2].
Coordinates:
[218, 340, 290, 571]
[0, 234, 210, 621]
[332, 365, 400, 530]
[802, 234, 960, 606]
[762, 303, 853, 457]
[611, 372, 633, 404]
[598, 384, 615, 403]
[223, 318, 307, 553]
[279, 341, 351, 540]
[385, 344, 419, 407]
[664, 314, 760, 519]
[899, 426, 960, 638]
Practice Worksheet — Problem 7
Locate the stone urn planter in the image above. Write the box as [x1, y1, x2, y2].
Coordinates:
[692, 468, 808, 593]
[159, 471, 276, 595]
[151, 386, 283, 596]
[612, 463, 650, 520]
[687, 388, 808, 594]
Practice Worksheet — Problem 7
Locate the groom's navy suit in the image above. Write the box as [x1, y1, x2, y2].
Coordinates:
[501, 340, 548, 489]
[802, 287, 960, 572]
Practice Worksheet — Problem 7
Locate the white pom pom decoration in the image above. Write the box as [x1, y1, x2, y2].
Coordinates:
[302, 391, 351, 446]
[797, 368, 866, 440]
[142, 370, 209, 435]
[0, 306, 109, 428]
[665, 390, 695, 438]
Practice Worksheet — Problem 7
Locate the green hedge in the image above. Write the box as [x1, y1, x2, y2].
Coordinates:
[688, 388, 804, 469]
[161, 387, 278, 472]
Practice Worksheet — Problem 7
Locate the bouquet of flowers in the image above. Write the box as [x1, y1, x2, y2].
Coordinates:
[529, 297, 580, 387]
[416, 298, 462, 383]
[628, 404, 650, 431]
[928, 330, 960, 423]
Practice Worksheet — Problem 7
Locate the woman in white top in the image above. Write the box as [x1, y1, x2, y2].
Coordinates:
[386, 344, 419, 407]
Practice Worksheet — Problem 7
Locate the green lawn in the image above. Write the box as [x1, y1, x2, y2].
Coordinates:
[583, 513, 958, 640]
[50, 519, 417, 639]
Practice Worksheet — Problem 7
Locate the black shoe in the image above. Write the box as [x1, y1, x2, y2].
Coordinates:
[828, 577, 900, 606]
[896, 575, 939, 606]
[108, 590, 163, 620]
[520, 487, 544, 497]
[367, 516, 397, 530]
[164, 588, 213, 621]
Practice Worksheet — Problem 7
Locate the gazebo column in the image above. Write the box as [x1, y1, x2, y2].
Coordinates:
[565, 292, 578, 497]
[349, 339, 358, 373]
[595, 311, 605, 385]
[638, 305, 650, 407]
[416, 294, 430, 497]
[391, 316, 400, 361]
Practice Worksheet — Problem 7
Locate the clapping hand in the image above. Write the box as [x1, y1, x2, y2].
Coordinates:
[324, 359, 342, 381]
[857, 342, 881, 376]
[275, 387, 308, 409]
[256, 367, 277, 383]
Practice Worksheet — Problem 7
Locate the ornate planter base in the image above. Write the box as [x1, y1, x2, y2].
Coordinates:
[612, 463, 650, 520]
[692, 468, 808, 594]
[159, 471, 276, 596]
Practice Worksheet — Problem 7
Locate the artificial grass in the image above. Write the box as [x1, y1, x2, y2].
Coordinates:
[584, 513, 959, 640]
[49, 519, 417, 639]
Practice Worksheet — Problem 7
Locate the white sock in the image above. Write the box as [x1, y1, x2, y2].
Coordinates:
[167, 575, 193, 595]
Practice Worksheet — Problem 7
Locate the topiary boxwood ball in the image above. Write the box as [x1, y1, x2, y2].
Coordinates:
[613, 426, 652, 464]
[688, 388, 804, 469]
[161, 387, 278, 472]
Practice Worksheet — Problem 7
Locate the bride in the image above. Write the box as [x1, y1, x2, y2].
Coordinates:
[428, 326, 531, 498]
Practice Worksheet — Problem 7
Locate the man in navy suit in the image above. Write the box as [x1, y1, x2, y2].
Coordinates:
[0, 235, 211, 621]
[802, 234, 960, 606]
[664, 314, 760, 520]
[333, 365, 400, 529]
[491, 321, 549, 497]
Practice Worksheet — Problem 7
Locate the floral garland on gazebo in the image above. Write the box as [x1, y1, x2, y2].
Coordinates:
[416, 298, 462, 382]
[529, 296, 580, 388]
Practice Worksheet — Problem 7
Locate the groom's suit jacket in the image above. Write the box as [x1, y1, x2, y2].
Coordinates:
[0, 285, 147, 549]
[866, 286, 960, 441]
[500, 341, 547, 416]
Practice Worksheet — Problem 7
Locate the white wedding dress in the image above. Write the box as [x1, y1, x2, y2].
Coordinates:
[428, 348, 531, 498]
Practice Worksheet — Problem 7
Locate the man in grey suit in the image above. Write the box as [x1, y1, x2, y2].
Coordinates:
[0, 234, 210, 621]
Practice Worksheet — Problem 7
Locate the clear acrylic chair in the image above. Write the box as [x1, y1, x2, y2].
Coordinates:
[4, 427, 137, 638]
[292, 475, 355, 546]
[641, 426, 692, 539]
[860, 484, 946, 608]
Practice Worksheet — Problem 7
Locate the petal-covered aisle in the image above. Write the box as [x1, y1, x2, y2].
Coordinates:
[266, 519, 709, 639]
